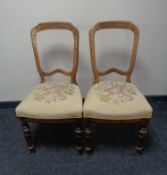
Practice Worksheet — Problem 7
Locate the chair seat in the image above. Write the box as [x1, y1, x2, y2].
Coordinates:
[16, 81, 82, 120]
[83, 81, 152, 120]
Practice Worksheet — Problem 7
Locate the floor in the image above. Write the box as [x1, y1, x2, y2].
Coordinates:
[0, 100, 167, 175]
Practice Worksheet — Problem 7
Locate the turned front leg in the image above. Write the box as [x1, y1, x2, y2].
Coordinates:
[135, 123, 148, 153]
[75, 119, 83, 153]
[84, 120, 92, 154]
[21, 121, 35, 153]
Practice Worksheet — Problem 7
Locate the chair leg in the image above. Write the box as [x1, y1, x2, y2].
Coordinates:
[135, 123, 148, 153]
[75, 119, 83, 154]
[21, 121, 35, 153]
[84, 119, 92, 154]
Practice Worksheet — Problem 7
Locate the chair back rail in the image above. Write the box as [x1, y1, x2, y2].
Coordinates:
[31, 22, 79, 84]
[89, 21, 139, 83]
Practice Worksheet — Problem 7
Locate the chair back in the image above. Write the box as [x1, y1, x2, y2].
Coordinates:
[89, 21, 139, 83]
[31, 22, 79, 84]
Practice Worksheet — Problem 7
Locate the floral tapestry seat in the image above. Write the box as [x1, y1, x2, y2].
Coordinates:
[16, 81, 82, 119]
[83, 80, 152, 120]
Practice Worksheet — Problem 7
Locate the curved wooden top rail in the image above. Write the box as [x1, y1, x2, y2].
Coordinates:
[31, 22, 79, 34]
[90, 21, 139, 33]
[31, 22, 79, 84]
[89, 21, 139, 83]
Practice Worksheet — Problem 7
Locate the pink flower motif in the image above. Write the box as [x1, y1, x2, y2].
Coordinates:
[95, 81, 136, 104]
[125, 95, 133, 101]
[33, 81, 75, 103]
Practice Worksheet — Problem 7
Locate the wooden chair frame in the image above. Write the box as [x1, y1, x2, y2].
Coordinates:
[31, 22, 79, 84]
[84, 21, 150, 153]
[18, 22, 83, 153]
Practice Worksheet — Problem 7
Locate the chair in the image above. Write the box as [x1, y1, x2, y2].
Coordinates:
[16, 22, 83, 153]
[83, 21, 153, 153]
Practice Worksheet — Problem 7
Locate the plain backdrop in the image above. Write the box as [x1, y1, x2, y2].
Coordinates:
[0, 0, 167, 101]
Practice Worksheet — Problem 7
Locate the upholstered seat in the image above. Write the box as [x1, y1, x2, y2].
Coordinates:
[16, 81, 82, 119]
[83, 80, 152, 120]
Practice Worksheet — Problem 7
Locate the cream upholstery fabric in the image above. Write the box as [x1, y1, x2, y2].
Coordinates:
[83, 81, 152, 120]
[16, 81, 82, 119]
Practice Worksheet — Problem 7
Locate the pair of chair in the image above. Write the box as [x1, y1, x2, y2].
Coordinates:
[16, 21, 153, 154]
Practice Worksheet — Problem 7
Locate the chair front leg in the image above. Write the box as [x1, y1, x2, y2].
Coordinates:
[135, 123, 148, 153]
[20, 120, 35, 153]
[75, 119, 83, 154]
[84, 119, 92, 154]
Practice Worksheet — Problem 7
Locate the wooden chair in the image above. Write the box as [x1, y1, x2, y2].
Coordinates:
[83, 21, 153, 153]
[16, 22, 83, 153]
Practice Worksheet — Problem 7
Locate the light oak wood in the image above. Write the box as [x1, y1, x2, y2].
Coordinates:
[31, 22, 79, 84]
[89, 21, 139, 83]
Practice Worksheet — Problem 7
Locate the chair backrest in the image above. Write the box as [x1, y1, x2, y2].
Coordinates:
[89, 21, 139, 83]
[31, 22, 79, 84]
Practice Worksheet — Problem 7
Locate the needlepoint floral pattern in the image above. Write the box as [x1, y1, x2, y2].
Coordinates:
[33, 81, 76, 103]
[94, 81, 137, 104]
